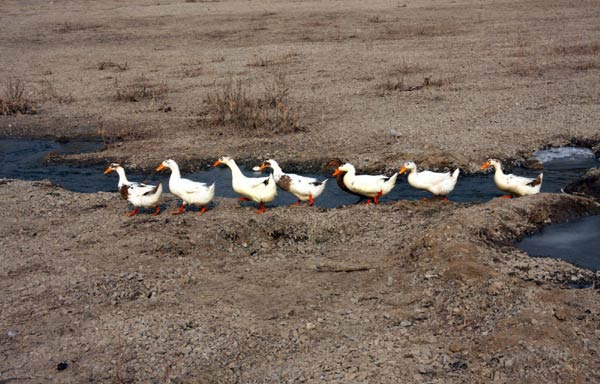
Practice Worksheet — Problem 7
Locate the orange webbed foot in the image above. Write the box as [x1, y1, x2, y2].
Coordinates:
[256, 202, 267, 214]
[152, 206, 161, 216]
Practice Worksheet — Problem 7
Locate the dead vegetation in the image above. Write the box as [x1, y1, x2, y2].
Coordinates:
[98, 61, 128, 71]
[505, 60, 545, 77]
[204, 73, 302, 135]
[376, 75, 451, 95]
[114, 76, 168, 102]
[40, 79, 74, 104]
[55, 22, 101, 33]
[553, 42, 600, 56]
[379, 23, 458, 40]
[0, 79, 37, 115]
[247, 51, 300, 67]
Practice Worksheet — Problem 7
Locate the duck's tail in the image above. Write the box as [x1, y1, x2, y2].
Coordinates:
[451, 168, 460, 181]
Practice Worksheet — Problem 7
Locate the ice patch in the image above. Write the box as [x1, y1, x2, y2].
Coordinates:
[534, 147, 596, 164]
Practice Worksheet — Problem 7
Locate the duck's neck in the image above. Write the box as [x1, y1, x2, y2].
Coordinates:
[342, 166, 356, 184]
[225, 159, 244, 179]
[169, 163, 182, 180]
[270, 162, 284, 181]
[116, 167, 129, 185]
[493, 163, 504, 176]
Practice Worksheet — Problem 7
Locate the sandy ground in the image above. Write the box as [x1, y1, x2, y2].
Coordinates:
[2, 0, 600, 383]
[1, 179, 600, 383]
[1, 0, 600, 172]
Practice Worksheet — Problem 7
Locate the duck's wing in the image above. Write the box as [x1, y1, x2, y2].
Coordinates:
[129, 183, 158, 197]
[505, 173, 536, 186]
[178, 178, 210, 193]
[417, 170, 452, 185]
[246, 175, 273, 189]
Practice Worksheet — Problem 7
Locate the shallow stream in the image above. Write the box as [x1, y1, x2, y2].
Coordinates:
[1, 138, 598, 208]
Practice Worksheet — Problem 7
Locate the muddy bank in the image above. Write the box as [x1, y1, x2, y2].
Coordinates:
[1, 179, 599, 383]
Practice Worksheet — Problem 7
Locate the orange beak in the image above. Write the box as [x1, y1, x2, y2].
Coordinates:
[103, 166, 113, 174]
[481, 161, 490, 170]
[213, 160, 222, 167]
[399, 166, 407, 174]
[259, 163, 267, 171]
[332, 169, 341, 176]
[156, 164, 165, 172]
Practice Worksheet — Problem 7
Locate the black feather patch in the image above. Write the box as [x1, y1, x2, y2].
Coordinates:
[143, 185, 159, 196]
[277, 175, 292, 191]
[119, 185, 129, 199]
[527, 175, 542, 187]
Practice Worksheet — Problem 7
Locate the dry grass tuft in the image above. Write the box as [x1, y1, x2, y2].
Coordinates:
[55, 22, 101, 33]
[204, 73, 302, 135]
[0, 79, 37, 115]
[114, 76, 168, 102]
[98, 61, 128, 71]
[376, 75, 451, 95]
[569, 59, 600, 71]
[553, 42, 600, 56]
[380, 23, 457, 39]
[367, 15, 385, 23]
[247, 52, 300, 67]
[506, 61, 544, 77]
[40, 79, 74, 104]
[389, 59, 430, 76]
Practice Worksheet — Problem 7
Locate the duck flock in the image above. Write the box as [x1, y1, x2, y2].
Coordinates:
[103, 157, 543, 216]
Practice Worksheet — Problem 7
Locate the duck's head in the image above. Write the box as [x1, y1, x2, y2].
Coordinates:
[213, 156, 232, 167]
[259, 159, 278, 171]
[103, 163, 121, 174]
[399, 161, 416, 174]
[481, 159, 500, 170]
[332, 163, 353, 176]
[326, 158, 344, 168]
[156, 159, 176, 172]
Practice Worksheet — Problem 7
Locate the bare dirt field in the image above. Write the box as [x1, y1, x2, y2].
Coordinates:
[1, 0, 600, 383]
[1, 0, 600, 171]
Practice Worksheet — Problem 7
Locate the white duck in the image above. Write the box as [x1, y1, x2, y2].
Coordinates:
[333, 163, 398, 205]
[481, 159, 543, 197]
[213, 156, 277, 213]
[156, 159, 215, 214]
[259, 159, 327, 206]
[399, 161, 460, 201]
[104, 164, 163, 216]
[104, 163, 143, 200]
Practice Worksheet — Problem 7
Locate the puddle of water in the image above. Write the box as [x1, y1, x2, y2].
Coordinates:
[534, 147, 596, 165]
[0, 139, 599, 207]
[516, 215, 600, 272]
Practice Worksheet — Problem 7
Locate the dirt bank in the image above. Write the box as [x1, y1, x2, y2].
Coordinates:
[1, 179, 599, 383]
[1, 0, 600, 173]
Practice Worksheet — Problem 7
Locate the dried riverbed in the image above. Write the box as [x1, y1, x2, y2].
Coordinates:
[1, 179, 600, 383]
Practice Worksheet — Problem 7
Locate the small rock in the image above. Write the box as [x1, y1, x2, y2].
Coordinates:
[449, 343, 466, 353]
[553, 308, 567, 321]
[7, 330, 17, 338]
[400, 320, 412, 327]
[306, 322, 316, 331]
[57, 362, 68, 371]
